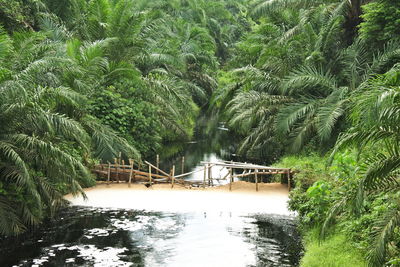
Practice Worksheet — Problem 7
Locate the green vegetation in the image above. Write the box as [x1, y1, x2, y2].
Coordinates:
[300, 229, 366, 267]
[214, 0, 400, 266]
[1, 0, 400, 266]
[0, 0, 248, 236]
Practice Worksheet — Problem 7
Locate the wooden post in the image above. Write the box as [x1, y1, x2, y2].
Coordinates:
[156, 154, 160, 175]
[207, 164, 212, 186]
[203, 165, 207, 188]
[255, 169, 259, 192]
[107, 162, 111, 184]
[229, 168, 233, 191]
[148, 164, 152, 186]
[114, 158, 119, 183]
[121, 160, 125, 182]
[118, 152, 122, 164]
[128, 159, 133, 187]
[171, 165, 175, 189]
[287, 169, 291, 191]
[209, 164, 213, 186]
[181, 156, 185, 174]
[132, 160, 136, 182]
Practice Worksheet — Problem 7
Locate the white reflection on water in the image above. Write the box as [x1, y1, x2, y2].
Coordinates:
[159, 212, 257, 267]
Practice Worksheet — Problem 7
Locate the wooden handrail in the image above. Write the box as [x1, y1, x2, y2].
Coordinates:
[144, 161, 170, 177]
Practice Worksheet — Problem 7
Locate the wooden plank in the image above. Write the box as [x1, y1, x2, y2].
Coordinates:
[174, 164, 215, 179]
[200, 161, 290, 171]
[144, 161, 170, 177]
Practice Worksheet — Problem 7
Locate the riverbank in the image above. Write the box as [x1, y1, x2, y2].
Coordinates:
[65, 181, 292, 215]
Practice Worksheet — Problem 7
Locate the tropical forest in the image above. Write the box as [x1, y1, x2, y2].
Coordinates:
[0, 0, 399, 266]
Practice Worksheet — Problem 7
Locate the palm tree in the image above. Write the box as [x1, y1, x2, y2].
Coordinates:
[0, 28, 137, 235]
[329, 68, 400, 266]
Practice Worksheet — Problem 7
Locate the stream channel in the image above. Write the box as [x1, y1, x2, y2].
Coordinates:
[0, 115, 302, 267]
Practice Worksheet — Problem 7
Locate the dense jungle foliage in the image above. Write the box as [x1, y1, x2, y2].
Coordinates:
[1, 0, 399, 266]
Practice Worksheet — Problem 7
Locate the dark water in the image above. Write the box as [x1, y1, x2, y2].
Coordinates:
[0, 207, 302, 267]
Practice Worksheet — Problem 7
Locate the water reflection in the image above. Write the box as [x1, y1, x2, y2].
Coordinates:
[0, 207, 301, 267]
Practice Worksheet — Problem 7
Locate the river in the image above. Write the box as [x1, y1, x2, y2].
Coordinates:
[0, 115, 302, 267]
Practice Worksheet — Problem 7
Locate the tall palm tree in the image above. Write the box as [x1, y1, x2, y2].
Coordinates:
[327, 67, 400, 266]
[0, 28, 137, 235]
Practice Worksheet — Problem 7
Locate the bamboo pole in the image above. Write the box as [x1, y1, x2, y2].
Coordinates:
[144, 161, 170, 177]
[203, 165, 207, 188]
[132, 160, 136, 182]
[128, 159, 134, 187]
[156, 154, 159, 175]
[171, 165, 175, 189]
[122, 159, 125, 182]
[107, 162, 111, 184]
[181, 156, 185, 174]
[229, 168, 233, 191]
[174, 164, 215, 179]
[114, 158, 119, 183]
[255, 169, 259, 192]
[207, 164, 210, 186]
[148, 164, 152, 186]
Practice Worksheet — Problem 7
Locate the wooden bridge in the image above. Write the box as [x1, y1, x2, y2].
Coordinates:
[92, 157, 295, 192]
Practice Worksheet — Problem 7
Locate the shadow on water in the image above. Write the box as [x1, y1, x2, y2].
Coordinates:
[0, 207, 302, 267]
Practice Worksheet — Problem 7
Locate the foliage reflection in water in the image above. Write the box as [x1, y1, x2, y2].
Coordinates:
[0, 206, 302, 267]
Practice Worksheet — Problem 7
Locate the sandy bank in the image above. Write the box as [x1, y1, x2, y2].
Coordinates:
[65, 181, 292, 215]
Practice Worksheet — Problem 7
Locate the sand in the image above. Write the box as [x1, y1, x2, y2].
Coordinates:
[65, 181, 292, 215]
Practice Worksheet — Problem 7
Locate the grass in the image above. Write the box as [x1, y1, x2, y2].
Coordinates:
[301, 228, 367, 267]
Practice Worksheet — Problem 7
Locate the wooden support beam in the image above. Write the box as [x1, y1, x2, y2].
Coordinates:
[107, 162, 111, 184]
[171, 165, 175, 189]
[203, 165, 207, 188]
[255, 170, 259, 192]
[287, 169, 291, 191]
[132, 160, 136, 182]
[156, 154, 159, 175]
[181, 156, 185, 174]
[229, 168, 233, 191]
[144, 161, 170, 177]
[148, 165, 152, 186]
[114, 158, 119, 183]
[128, 159, 134, 187]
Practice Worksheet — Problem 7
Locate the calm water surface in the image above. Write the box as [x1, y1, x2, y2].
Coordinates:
[0, 207, 301, 267]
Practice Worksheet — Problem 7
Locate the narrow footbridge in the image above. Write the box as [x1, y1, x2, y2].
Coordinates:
[92, 158, 294, 191]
